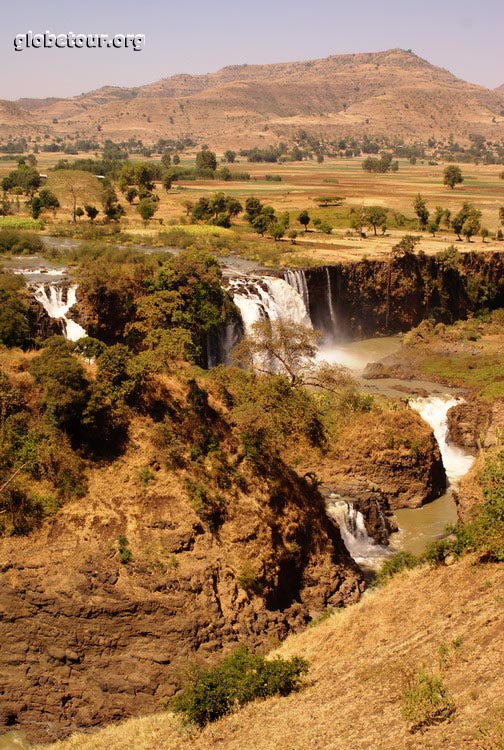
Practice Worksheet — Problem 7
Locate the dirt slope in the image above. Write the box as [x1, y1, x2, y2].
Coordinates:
[36, 558, 504, 750]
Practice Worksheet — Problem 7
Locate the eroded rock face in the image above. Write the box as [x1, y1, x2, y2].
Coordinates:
[314, 408, 447, 511]
[448, 398, 504, 450]
[0, 450, 363, 744]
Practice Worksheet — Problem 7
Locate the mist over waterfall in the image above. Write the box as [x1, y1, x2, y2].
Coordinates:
[326, 495, 391, 567]
[33, 283, 87, 342]
[228, 276, 311, 334]
[408, 396, 474, 484]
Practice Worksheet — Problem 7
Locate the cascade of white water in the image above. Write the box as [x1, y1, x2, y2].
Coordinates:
[33, 283, 87, 342]
[409, 396, 474, 485]
[326, 495, 391, 567]
[283, 269, 310, 312]
[228, 276, 311, 334]
[325, 267, 337, 329]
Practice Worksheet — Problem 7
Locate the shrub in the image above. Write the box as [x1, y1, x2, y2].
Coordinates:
[117, 534, 132, 564]
[401, 669, 455, 732]
[0, 228, 43, 253]
[373, 551, 419, 586]
[172, 648, 308, 727]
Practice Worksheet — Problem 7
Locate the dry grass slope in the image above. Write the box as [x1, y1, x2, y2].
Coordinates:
[37, 558, 504, 750]
[2, 49, 504, 145]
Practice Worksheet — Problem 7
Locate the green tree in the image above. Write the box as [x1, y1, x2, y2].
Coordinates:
[223, 150, 236, 163]
[365, 206, 388, 236]
[84, 204, 99, 222]
[270, 223, 285, 241]
[245, 197, 263, 222]
[298, 210, 310, 232]
[196, 148, 217, 174]
[38, 188, 60, 211]
[413, 194, 429, 230]
[443, 164, 464, 189]
[125, 187, 138, 204]
[452, 203, 480, 241]
[137, 198, 158, 224]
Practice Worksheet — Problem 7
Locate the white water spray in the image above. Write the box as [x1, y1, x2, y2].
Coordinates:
[409, 396, 474, 485]
[228, 276, 311, 333]
[283, 269, 310, 312]
[33, 283, 87, 342]
[326, 495, 392, 568]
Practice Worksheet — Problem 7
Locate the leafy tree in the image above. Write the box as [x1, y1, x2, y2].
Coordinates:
[244, 197, 263, 222]
[349, 207, 366, 236]
[0, 273, 33, 348]
[232, 318, 355, 394]
[452, 203, 480, 241]
[251, 214, 269, 236]
[30, 337, 90, 434]
[223, 150, 236, 163]
[75, 207, 84, 221]
[413, 194, 429, 230]
[298, 210, 310, 232]
[270, 223, 285, 241]
[137, 198, 158, 224]
[30, 196, 42, 219]
[102, 181, 125, 221]
[172, 154, 180, 165]
[365, 206, 388, 236]
[162, 175, 172, 192]
[443, 164, 464, 189]
[38, 188, 60, 211]
[481, 227, 489, 242]
[196, 148, 217, 173]
[84, 204, 99, 222]
[125, 187, 138, 204]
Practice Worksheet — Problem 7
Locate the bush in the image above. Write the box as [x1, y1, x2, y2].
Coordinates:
[373, 551, 419, 586]
[172, 648, 308, 726]
[117, 534, 132, 564]
[401, 669, 455, 732]
[0, 228, 43, 253]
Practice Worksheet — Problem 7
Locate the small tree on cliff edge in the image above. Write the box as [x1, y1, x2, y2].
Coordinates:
[232, 318, 355, 393]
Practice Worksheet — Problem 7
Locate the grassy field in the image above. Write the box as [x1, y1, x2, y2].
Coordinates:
[1, 153, 503, 265]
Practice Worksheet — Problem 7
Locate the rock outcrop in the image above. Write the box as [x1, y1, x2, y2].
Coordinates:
[447, 397, 504, 450]
[0, 417, 363, 744]
[313, 407, 446, 511]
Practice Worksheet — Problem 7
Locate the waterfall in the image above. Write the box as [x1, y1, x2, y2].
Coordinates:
[409, 396, 474, 485]
[325, 267, 337, 329]
[33, 283, 87, 342]
[227, 275, 311, 334]
[326, 494, 391, 567]
[283, 269, 310, 313]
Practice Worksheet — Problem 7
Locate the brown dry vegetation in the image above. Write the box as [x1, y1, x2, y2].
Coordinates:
[2, 49, 504, 146]
[35, 557, 504, 750]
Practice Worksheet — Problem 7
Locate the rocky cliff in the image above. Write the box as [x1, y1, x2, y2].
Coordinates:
[0, 404, 363, 744]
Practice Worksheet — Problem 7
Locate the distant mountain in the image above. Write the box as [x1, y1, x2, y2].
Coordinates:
[2, 49, 504, 147]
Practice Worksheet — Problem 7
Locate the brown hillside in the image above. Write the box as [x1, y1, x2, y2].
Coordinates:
[37, 558, 504, 750]
[2, 49, 504, 146]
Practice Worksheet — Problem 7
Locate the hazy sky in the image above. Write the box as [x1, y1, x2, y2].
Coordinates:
[1, 0, 503, 100]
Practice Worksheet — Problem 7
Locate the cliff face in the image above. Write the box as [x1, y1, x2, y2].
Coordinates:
[311, 408, 447, 513]
[304, 251, 504, 341]
[0, 413, 363, 744]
